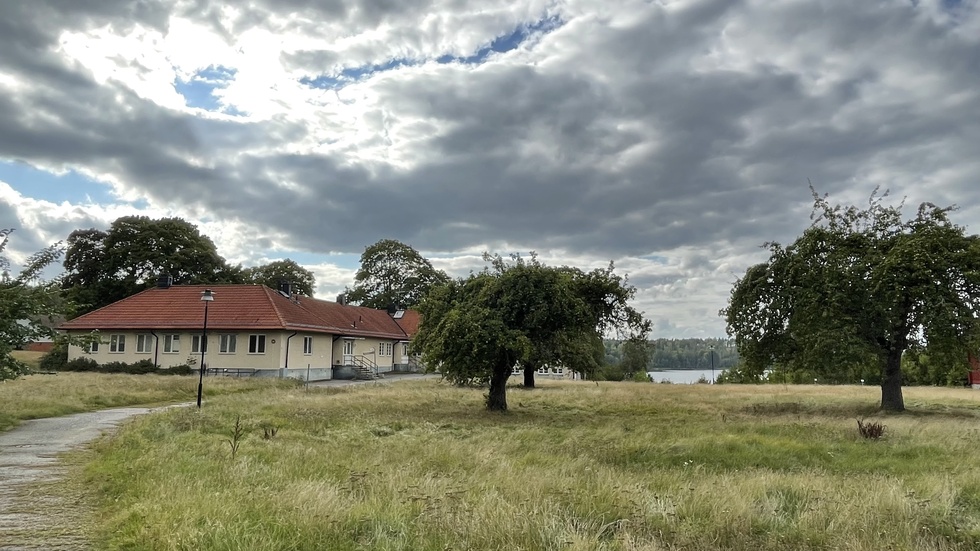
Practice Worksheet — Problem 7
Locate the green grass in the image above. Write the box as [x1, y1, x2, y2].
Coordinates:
[0, 372, 298, 432]
[74, 381, 980, 550]
[11, 349, 45, 370]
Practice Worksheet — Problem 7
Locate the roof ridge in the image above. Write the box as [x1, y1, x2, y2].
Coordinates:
[261, 285, 290, 327]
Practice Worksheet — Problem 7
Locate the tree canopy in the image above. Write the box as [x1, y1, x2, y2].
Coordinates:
[0, 229, 65, 380]
[242, 259, 316, 296]
[345, 239, 449, 309]
[414, 254, 648, 410]
[724, 188, 980, 411]
[62, 216, 237, 314]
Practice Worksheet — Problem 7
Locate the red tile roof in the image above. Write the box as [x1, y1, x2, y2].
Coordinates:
[394, 309, 421, 338]
[59, 285, 414, 340]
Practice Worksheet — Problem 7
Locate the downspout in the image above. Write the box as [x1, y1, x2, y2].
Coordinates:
[150, 330, 159, 368]
[284, 331, 298, 370]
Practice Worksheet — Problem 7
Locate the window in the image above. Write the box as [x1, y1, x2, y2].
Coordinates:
[88, 340, 100, 354]
[248, 334, 266, 354]
[219, 334, 237, 354]
[402, 343, 409, 359]
[303, 336, 313, 355]
[164, 334, 180, 353]
[136, 334, 152, 353]
[343, 339, 354, 355]
[109, 334, 126, 353]
[379, 342, 392, 356]
[191, 335, 208, 354]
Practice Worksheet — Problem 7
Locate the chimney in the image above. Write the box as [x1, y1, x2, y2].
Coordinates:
[278, 279, 292, 297]
[337, 293, 346, 305]
[157, 274, 172, 288]
[387, 304, 397, 315]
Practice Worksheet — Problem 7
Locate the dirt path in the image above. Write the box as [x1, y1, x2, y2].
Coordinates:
[0, 374, 439, 549]
[0, 407, 162, 550]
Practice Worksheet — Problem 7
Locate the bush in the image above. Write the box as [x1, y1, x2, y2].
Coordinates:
[39, 341, 69, 371]
[631, 371, 651, 383]
[165, 364, 194, 376]
[64, 357, 99, 372]
[596, 364, 625, 381]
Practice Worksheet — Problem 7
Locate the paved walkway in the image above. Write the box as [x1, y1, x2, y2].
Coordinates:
[0, 372, 439, 549]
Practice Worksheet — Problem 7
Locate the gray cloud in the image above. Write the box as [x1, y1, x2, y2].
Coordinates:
[1, 0, 978, 337]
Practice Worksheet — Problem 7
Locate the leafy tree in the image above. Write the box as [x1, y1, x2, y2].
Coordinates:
[0, 229, 65, 380]
[414, 255, 648, 411]
[346, 239, 449, 309]
[243, 259, 316, 296]
[724, 188, 980, 411]
[62, 216, 237, 314]
[620, 337, 652, 379]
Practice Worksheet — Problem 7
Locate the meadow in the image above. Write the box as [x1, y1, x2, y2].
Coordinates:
[0, 371, 293, 432]
[65, 379, 980, 551]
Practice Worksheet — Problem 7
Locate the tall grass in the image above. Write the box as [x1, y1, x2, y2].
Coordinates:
[78, 381, 980, 550]
[0, 372, 296, 432]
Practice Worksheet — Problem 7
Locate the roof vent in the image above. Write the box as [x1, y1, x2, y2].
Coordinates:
[157, 274, 173, 288]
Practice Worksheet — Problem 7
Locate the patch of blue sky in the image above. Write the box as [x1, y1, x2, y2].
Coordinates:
[175, 65, 237, 111]
[300, 58, 415, 90]
[437, 14, 564, 65]
[301, 15, 565, 91]
[255, 250, 360, 271]
[0, 160, 115, 204]
[638, 254, 670, 264]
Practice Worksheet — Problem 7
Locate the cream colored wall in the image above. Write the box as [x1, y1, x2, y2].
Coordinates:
[393, 341, 411, 365]
[330, 337, 396, 369]
[66, 330, 331, 371]
[282, 332, 333, 370]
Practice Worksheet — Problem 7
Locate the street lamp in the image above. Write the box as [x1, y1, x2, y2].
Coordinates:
[197, 289, 214, 408]
[710, 345, 715, 384]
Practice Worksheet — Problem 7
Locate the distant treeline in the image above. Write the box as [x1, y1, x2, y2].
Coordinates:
[605, 338, 739, 371]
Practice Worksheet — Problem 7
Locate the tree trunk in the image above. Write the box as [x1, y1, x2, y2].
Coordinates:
[880, 344, 905, 412]
[486, 364, 510, 411]
[523, 362, 536, 388]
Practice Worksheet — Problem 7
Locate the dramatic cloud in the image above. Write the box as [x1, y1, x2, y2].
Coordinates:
[2, 0, 978, 337]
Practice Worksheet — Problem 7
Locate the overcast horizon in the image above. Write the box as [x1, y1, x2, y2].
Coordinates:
[2, 0, 978, 338]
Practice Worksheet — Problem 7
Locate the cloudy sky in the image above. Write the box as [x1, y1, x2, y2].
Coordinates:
[2, 0, 978, 338]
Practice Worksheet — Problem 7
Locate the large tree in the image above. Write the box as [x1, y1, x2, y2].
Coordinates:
[0, 229, 64, 380]
[414, 255, 648, 410]
[243, 259, 316, 296]
[724, 189, 980, 411]
[345, 239, 449, 309]
[62, 216, 236, 314]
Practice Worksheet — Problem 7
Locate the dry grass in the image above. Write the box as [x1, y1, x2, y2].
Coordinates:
[0, 371, 296, 432]
[75, 380, 980, 550]
[10, 349, 45, 370]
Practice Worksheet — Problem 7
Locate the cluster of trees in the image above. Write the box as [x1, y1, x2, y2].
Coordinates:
[604, 338, 739, 371]
[414, 254, 650, 411]
[61, 216, 317, 315]
[724, 188, 980, 411]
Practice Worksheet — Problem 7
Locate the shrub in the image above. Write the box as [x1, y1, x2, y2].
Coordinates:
[857, 419, 886, 440]
[39, 342, 69, 371]
[64, 357, 99, 372]
[165, 364, 194, 376]
[631, 371, 651, 383]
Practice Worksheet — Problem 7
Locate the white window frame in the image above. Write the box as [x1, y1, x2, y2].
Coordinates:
[379, 342, 392, 356]
[109, 334, 126, 353]
[89, 340, 100, 354]
[136, 334, 152, 354]
[219, 334, 237, 354]
[163, 334, 180, 354]
[303, 336, 313, 355]
[248, 334, 266, 354]
[191, 335, 208, 354]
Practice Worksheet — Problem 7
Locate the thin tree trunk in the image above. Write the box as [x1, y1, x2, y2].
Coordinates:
[880, 344, 905, 412]
[487, 363, 510, 411]
[523, 362, 536, 388]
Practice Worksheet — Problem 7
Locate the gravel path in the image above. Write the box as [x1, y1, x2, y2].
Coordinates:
[0, 407, 162, 550]
[0, 373, 439, 549]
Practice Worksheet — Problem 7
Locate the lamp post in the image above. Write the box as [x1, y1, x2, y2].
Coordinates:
[710, 345, 715, 384]
[197, 289, 214, 408]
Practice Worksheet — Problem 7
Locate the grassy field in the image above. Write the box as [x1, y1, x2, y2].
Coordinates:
[67, 380, 980, 550]
[0, 371, 297, 432]
[11, 349, 45, 370]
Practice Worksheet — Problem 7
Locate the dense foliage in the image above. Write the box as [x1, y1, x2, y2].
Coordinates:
[414, 254, 648, 410]
[723, 189, 980, 411]
[242, 259, 316, 296]
[345, 239, 449, 309]
[0, 229, 65, 381]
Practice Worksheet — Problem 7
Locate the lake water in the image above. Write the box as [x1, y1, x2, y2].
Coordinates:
[646, 368, 728, 384]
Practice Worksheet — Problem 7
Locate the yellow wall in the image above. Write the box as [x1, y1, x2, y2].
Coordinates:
[67, 330, 333, 371]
